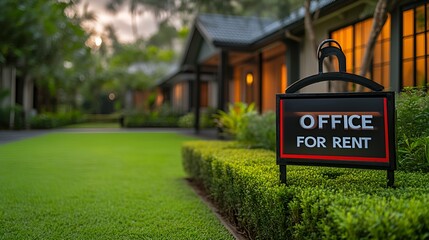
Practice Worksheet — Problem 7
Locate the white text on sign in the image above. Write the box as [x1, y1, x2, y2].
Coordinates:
[296, 114, 375, 149]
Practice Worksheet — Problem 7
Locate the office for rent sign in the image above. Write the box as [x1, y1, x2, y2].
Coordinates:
[276, 92, 396, 170]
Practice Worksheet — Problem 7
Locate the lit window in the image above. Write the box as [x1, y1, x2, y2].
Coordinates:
[330, 16, 391, 91]
[401, 2, 429, 89]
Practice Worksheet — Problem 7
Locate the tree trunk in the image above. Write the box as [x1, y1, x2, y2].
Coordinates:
[356, 0, 389, 92]
[23, 74, 34, 128]
[1, 66, 17, 129]
[304, 0, 318, 55]
[304, 0, 346, 92]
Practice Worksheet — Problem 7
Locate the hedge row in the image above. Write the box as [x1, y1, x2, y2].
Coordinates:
[30, 111, 85, 129]
[182, 141, 429, 240]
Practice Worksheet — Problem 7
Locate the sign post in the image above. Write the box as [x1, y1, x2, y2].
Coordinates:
[276, 40, 396, 187]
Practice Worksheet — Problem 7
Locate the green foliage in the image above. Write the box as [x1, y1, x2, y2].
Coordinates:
[183, 141, 429, 239]
[178, 112, 195, 128]
[397, 88, 429, 171]
[109, 43, 176, 68]
[178, 27, 190, 39]
[399, 136, 429, 172]
[0, 105, 24, 130]
[237, 111, 276, 150]
[123, 105, 180, 128]
[29, 111, 84, 129]
[147, 20, 178, 48]
[178, 109, 216, 128]
[214, 102, 256, 138]
[0, 0, 94, 112]
[397, 88, 429, 140]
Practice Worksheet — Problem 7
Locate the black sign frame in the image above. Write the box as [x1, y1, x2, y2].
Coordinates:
[276, 92, 396, 170]
[275, 39, 397, 187]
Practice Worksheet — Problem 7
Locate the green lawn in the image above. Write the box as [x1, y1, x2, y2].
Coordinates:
[0, 132, 232, 239]
[64, 122, 120, 128]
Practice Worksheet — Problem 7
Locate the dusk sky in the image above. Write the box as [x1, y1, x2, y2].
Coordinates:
[78, 0, 158, 43]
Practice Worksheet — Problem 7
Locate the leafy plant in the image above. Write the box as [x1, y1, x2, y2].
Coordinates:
[214, 102, 256, 138]
[178, 113, 195, 128]
[399, 136, 429, 172]
[237, 111, 276, 150]
[178, 109, 216, 129]
[396, 88, 429, 140]
[396, 88, 429, 171]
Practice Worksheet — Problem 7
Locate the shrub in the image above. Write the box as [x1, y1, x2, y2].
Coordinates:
[396, 88, 429, 171]
[178, 109, 217, 129]
[178, 112, 194, 128]
[123, 105, 180, 128]
[29, 111, 84, 129]
[237, 111, 276, 150]
[397, 88, 429, 140]
[183, 141, 429, 239]
[214, 102, 256, 138]
[123, 111, 179, 127]
[399, 136, 429, 172]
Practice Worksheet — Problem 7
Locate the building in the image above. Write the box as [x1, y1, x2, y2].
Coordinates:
[156, 0, 428, 131]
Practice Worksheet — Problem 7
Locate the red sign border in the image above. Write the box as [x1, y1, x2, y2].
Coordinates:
[277, 93, 395, 168]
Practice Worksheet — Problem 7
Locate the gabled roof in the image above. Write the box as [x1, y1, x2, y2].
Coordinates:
[193, 0, 341, 49]
[181, 0, 348, 65]
[195, 14, 276, 48]
[164, 0, 356, 85]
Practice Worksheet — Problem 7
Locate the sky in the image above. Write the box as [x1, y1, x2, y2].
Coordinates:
[77, 0, 158, 43]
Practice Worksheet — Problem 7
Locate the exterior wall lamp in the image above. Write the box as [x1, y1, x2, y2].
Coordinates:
[246, 72, 254, 85]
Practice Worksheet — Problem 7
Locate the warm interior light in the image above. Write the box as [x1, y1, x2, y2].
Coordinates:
[246, 73, 254, 85]
[108, 92, 116, 101]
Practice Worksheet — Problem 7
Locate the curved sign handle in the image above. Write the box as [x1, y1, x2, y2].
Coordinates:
[286, 39, 385, 93]
[286, 72, 384, 93]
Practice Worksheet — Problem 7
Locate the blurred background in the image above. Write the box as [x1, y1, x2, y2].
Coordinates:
[0, 0, 301, 130]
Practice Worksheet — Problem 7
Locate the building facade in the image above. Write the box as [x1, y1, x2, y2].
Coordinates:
[156, 0, 427, 131]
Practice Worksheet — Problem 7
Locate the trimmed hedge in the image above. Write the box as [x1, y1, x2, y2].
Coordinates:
[182, 141, 429, 239]
[30, 111, 85, 129]
[123, 113, 179, 127]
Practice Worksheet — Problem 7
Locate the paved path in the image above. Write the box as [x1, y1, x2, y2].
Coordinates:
[0, 130, 51, 145]
[0, 128, 219, 145]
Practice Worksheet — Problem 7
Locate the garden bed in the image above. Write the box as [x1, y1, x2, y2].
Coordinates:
[183, 141, 429, 239]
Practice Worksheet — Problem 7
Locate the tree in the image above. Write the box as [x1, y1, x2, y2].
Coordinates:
[106, 0, 175, 41]
[0, 0, 91, 115]
[303, 0, 340, 91]
[355, 0, 391, 92]
[147, 20, 178, 48]
[304, 0, 395, 92]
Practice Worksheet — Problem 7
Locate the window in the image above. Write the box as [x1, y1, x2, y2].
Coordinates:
[262, 59, 287, 112]
[331, 16, 391, 90]
[402, 2, 428, 89]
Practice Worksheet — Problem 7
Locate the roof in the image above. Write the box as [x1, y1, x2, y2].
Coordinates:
[161, 0, 356, 85]
[195, 0, 339, 48]
[196, 14, 276, 48]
